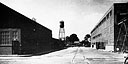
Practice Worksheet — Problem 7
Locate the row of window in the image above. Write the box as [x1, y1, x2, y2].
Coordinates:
[92, 27, 114, 41]
[92, 33, 102, 39]
[91, 10, 113, 37]
[98, 10, 112, 28]
[0, 30, 20, 46]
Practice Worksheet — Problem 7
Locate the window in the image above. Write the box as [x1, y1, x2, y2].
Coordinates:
[0, 29, 21, 46]
[12, 31, 19, 40]
[106, 13, 109, 19]
[110, 27, 113, 34]
[110, 10, 112, 16]
[0, 31, 10, 45]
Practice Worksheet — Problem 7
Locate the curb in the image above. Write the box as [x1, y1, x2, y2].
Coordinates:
[0, 55, 32, 57]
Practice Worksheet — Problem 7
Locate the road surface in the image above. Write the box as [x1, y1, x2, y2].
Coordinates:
[0, 47, 125, 64]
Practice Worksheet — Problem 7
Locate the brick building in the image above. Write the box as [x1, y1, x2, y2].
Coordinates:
[0, 2, 53, 55]
[91, 3, 128, 52]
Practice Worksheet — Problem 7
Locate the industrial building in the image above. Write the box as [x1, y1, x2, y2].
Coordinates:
[91, 3, 128, 52]
[0, 2, 53, 55]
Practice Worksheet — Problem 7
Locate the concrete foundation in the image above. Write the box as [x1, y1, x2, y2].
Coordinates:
[0, 47, 12, 55]
[105, 45, 114, 51]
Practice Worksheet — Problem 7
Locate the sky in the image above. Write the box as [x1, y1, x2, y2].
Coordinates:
[0, 0, 128, 40]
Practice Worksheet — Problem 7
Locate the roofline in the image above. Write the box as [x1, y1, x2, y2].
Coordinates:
[90, 4, 114, 34]
[0, 2, 52, 32]
[91, 3, 128, 34]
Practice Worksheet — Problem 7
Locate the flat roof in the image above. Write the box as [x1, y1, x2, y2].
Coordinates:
[91, 3, 128, 34]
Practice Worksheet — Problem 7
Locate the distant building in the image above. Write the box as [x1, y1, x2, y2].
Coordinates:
[51, 38, 64, 50]
[91, 3, 128, 52]
[0, 2, 53, 55]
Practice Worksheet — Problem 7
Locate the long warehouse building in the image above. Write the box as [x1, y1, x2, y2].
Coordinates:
[91, 3, 128, 52]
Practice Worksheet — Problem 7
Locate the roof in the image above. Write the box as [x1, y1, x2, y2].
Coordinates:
[0, 2, 52, 32]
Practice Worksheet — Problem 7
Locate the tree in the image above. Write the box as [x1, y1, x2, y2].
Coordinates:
[80, 34, 91, 47]
[85, 34, 91, 38]
[66, 36, 70, 41]
[69, 34, 79, 43]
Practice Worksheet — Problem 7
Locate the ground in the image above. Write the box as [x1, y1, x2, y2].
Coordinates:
[0, 47, 125, 64]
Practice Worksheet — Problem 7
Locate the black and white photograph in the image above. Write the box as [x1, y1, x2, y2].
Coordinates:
[0, 0, 128, 64]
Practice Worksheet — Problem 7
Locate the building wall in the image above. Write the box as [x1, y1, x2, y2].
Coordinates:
[91, 5, 114, 51]
[0, 29, 21, 54]
[114, 3, 128, 52]
[0, 3, 53, 54]
[91, 3, 128, 52]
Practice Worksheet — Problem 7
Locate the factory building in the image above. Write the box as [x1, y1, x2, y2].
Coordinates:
[91, 3, 128, 52]
[0, 2, 53, 55]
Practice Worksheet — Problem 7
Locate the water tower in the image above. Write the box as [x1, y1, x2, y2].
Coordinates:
[59, 20, 65, 41]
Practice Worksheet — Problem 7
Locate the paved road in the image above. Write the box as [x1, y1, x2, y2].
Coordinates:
[0, 47, 125, 64]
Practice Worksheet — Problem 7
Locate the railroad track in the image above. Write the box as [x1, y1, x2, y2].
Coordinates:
[71, 47, 89, 64]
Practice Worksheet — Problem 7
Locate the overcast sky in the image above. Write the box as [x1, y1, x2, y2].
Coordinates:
[0, 0, 128, 40]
